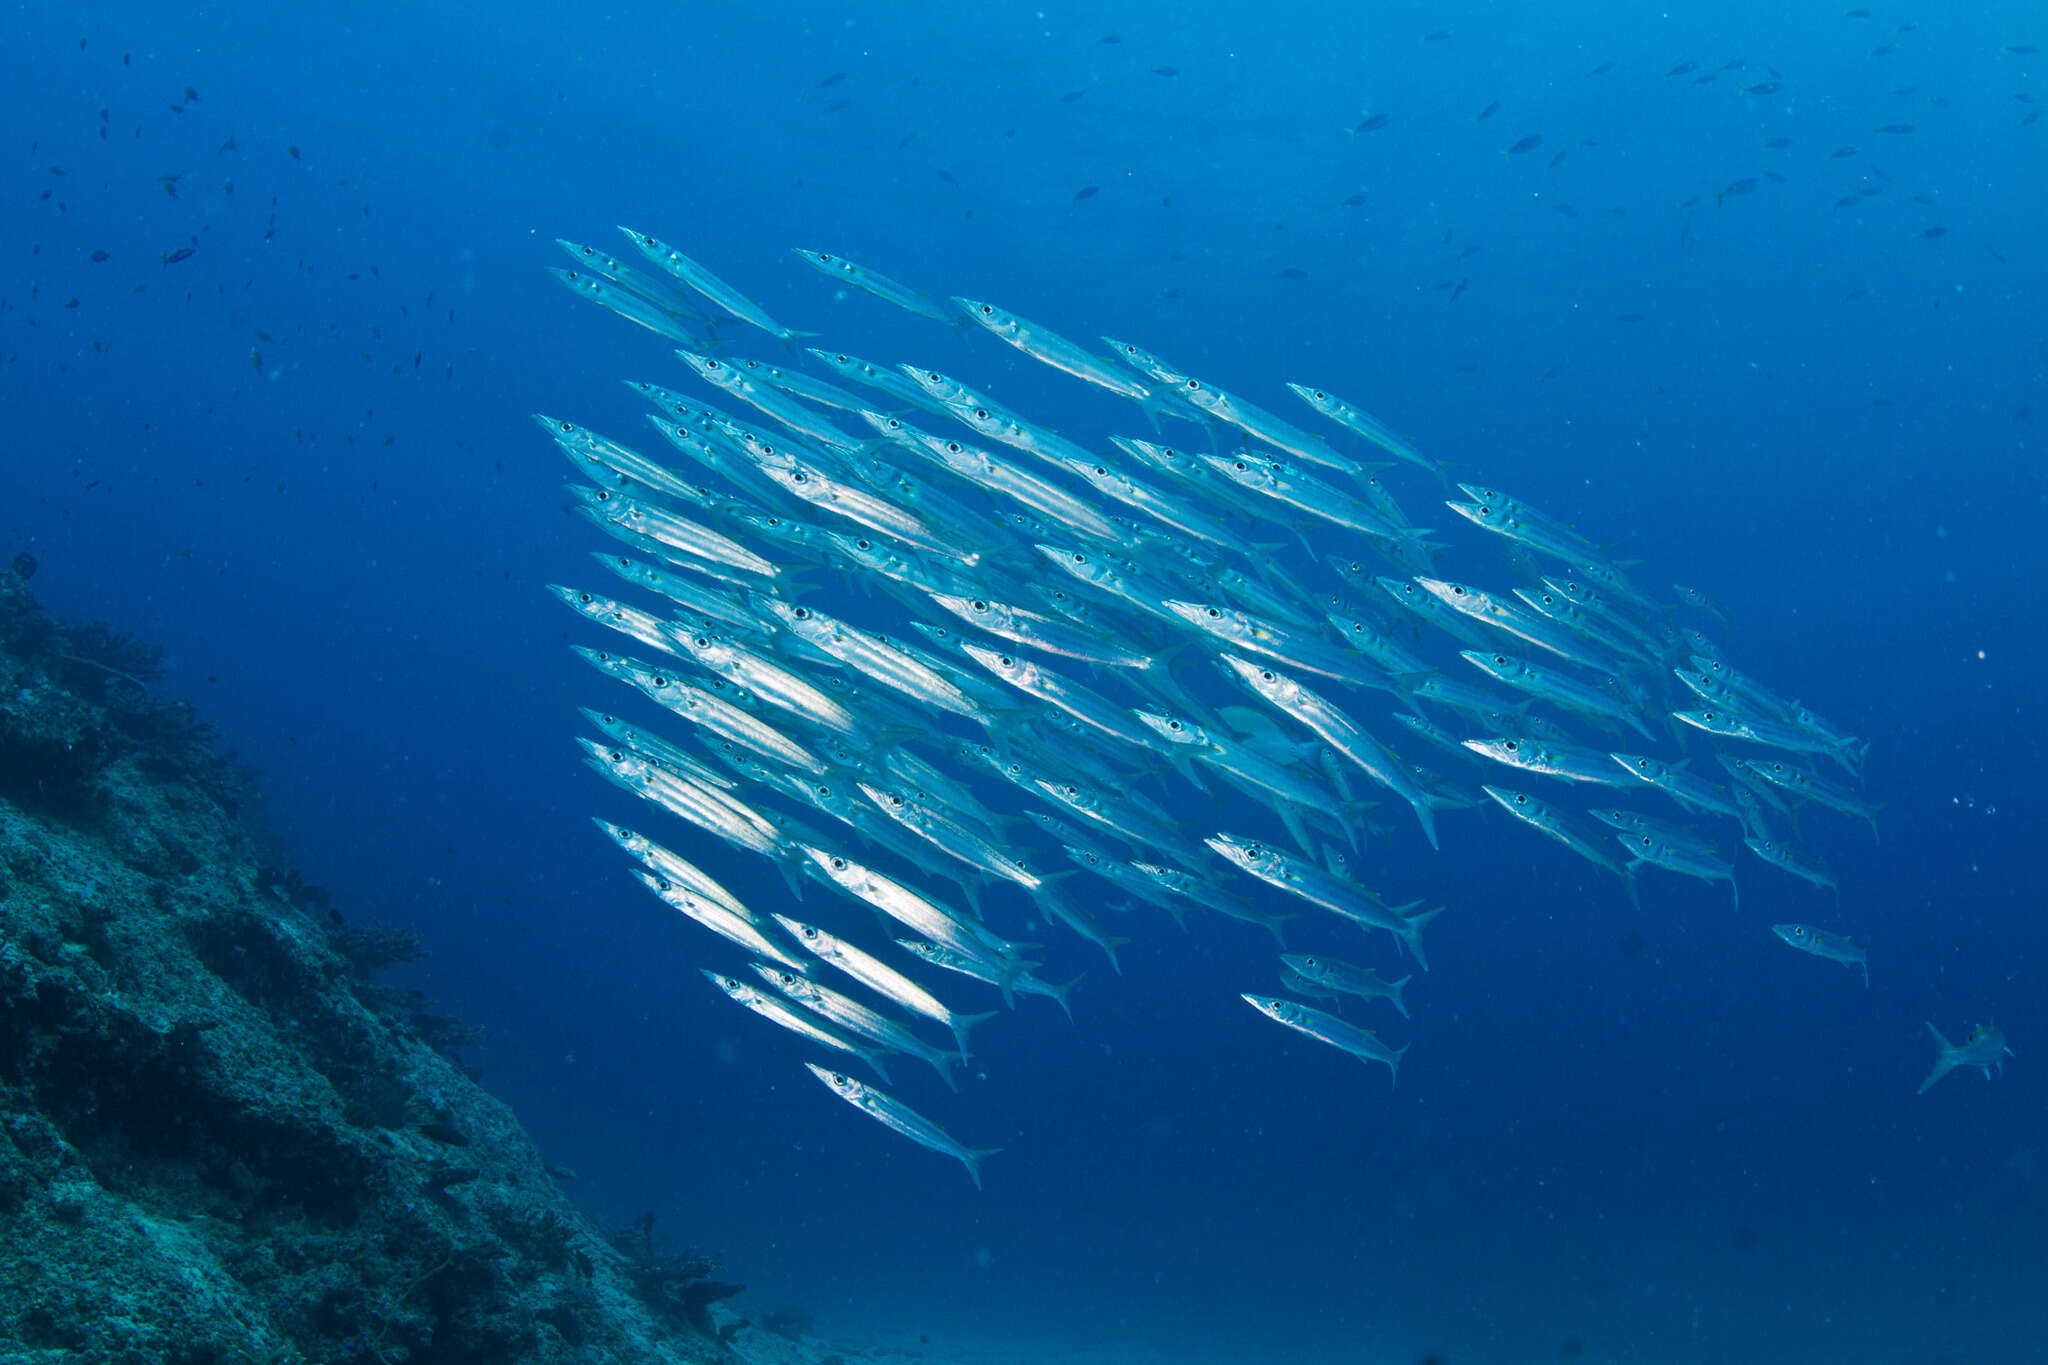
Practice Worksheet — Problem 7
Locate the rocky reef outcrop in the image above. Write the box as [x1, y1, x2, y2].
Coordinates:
[0, 560, 729, 1364]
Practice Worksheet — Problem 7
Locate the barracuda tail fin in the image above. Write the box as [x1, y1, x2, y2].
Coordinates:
[1388, 975, 1413, 1020]
[959, 1145, 1002, 1192]
[950, 1011, 999, 1061]
[1918, 1022, 1958, 1095]
[1399, 904, 1445, 972]
[1410, 797, 1441, 852]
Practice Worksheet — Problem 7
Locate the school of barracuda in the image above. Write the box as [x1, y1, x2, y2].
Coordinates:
[540, 227, 1878, 1188]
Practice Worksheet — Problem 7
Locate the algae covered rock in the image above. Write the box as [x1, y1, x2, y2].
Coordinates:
[0, 562, 725, 1363]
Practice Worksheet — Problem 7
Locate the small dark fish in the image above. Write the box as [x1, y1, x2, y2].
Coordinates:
[2003, 44, 2039, 55]
[1476, 100, 1500, 121]
[1556, 203, 1579, 218]
[1873, 122, 1916, 134]
[2019, 93, 2038, 104]
[1098, 33, 1121, 44]
[1916, 226, 1947, 239]
[2023, 110, 2042, 128]
[1889, 85, 1917, 95]
[1275, 267, 1307, 280]
[1720, 58, 1747, 71]
[1666, 60, 1698, 77]
[1540, 365, 1562, 381]
[1829, 145, 1859, 158]
[89, 249, 109, 262]
[1588, 61, 1613, 75]
[817, 71, 846, 88]
[1845, 287, 1869, 300]
[1616, 312, 1644, 323]
[1338, 193, 1367, 206]
[1762, 135, 1793, 148]
[1869, 43, 1898, 56]
[1449, 278, 1469, 303]
[825, 98, 851, 113]
[183, 86, 199, 101]
[62, 298, 78, 309]
[1845, 7, 1871, 15]
[1457, 244, 1480, 260]
[161, 246, 195, 266]
[1073, 185, 1099, 200]
[159, 172, 181, 197]
[1744, 81, 1782, 95]
[1505, 134, 1542, 155]
[1547, 150, 1569, 169]
[1059, 89, 1088, 103]
[287, 144, 300, 160]
[216, 136, 236, 154]
[1425, 29, 1449, 41]
[1150, 66, 1178, 77]
[1763, 170, 1786, 183]
[936, 169, 955, 183]
[1351, 113, 1391, 135]
[1716, 178, 1758, 204]
[1693, 73, 1717, 85]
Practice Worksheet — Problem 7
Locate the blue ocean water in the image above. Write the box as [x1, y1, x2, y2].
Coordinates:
[5, 1, 2044, 1360]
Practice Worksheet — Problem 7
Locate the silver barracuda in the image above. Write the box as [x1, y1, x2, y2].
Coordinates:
[805, 1064, 999, 1189]
[706, 974, 893, 1081]
[1771, 923, 1867, 986]
[1241, 994, 1407, 1084]
[792, 249, 957, 324]
[621, 227, 816, 342]
[775, 916, 1001, 1060]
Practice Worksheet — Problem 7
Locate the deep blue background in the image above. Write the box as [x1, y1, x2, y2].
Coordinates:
[5, 2, 2044, 1360]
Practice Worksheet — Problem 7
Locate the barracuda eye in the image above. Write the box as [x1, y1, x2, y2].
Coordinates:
[974, 408, 992, 421]
[792, 606, 810, 620]
[706, 359, 722, 371]
[1514, 794, 1529, 806]
[832, 1072, 848, 1085]
[925, 372, 942, 383]
[1184, 380, 1201, 392]
[979, 304, 994, 315]
[1494, 655, 1507, 665]
[651, 675, 667, 687]
[1205, 607, 1221, 619]
[693, 636, 709, 649]
[1639, 834, 1653, 848]
[855, 538, 873, 550]
[971, 599, 988, 611]
[1094, 465, 1109, 476]
[792, 470, 808, 483]
[998, 655, 1015, 667]
[1233, 460, 1248, 471]
[834, 353, 849, 363]
[946, 442, 964, 454]
[1071, 552, 1088, 565]
[1504, 740, 1519, 752]
[1260, 670, 1275, 682]
[577, 592, 592, 603]
[1452, 585, 1467, 596]
[655, 878, 671, 891]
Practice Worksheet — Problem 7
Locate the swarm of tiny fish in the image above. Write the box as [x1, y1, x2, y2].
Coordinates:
[540, 227, 1877, 1187]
